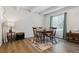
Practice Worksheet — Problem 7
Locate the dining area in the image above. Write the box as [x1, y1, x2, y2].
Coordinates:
[32, 27, 57, 44]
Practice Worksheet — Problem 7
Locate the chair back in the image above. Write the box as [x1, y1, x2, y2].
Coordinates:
[38, 27, 42, 29]
[50, 27, 57, 36]
[32, 27, 37, 37]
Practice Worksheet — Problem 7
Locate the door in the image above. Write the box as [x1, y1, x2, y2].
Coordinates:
[51, 14, 64, 39]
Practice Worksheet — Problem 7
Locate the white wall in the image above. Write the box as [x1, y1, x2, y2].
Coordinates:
[67, 7, 79, 32]
[0, 15, 2, 46]
[3, 7, 44, 38]
[44, 7, 79, 32]
[14, 11, 44, 38]
[0, 7, 4, 46]
[43, 16, 50, 28]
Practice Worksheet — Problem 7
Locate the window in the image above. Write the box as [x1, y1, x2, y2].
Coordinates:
[52, 14, 64, 29]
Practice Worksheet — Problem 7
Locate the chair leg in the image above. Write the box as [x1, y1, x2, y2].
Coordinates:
[50, 37, 53, 44]
[33, 37, 36, 43]
[41, 37, 43, 43]
[33, 37, 34, 43]
[39, 36, 42, 43]
[50, 37, 57, 44]
[53, 37, 57, 43]
[37, 37, 39, 43]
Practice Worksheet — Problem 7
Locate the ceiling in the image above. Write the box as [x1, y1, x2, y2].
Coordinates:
[9, 6, 78, 15]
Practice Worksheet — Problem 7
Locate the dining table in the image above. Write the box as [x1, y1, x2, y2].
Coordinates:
[36, 29, 53, 43]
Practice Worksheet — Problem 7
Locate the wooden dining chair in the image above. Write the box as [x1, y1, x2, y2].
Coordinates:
[46, 27, 57, 43]
[50, 27, 57, 37]
[32, 27, 38, 43]
[50, 27, 57, 43]
[32, 27, 41, 43]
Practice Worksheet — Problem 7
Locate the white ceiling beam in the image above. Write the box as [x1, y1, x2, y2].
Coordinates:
[30, 6, 40, 12]
[31, 6, 51, 13]
[41, 6, 67, 15]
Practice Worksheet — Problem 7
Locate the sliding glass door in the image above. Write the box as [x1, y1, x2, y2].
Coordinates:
[50, 14, 64, 39]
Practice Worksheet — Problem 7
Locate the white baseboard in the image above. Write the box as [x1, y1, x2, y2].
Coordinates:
[25, 37, 33, 39]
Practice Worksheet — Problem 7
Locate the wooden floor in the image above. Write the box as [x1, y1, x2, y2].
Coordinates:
[0, 38, 79, 53]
